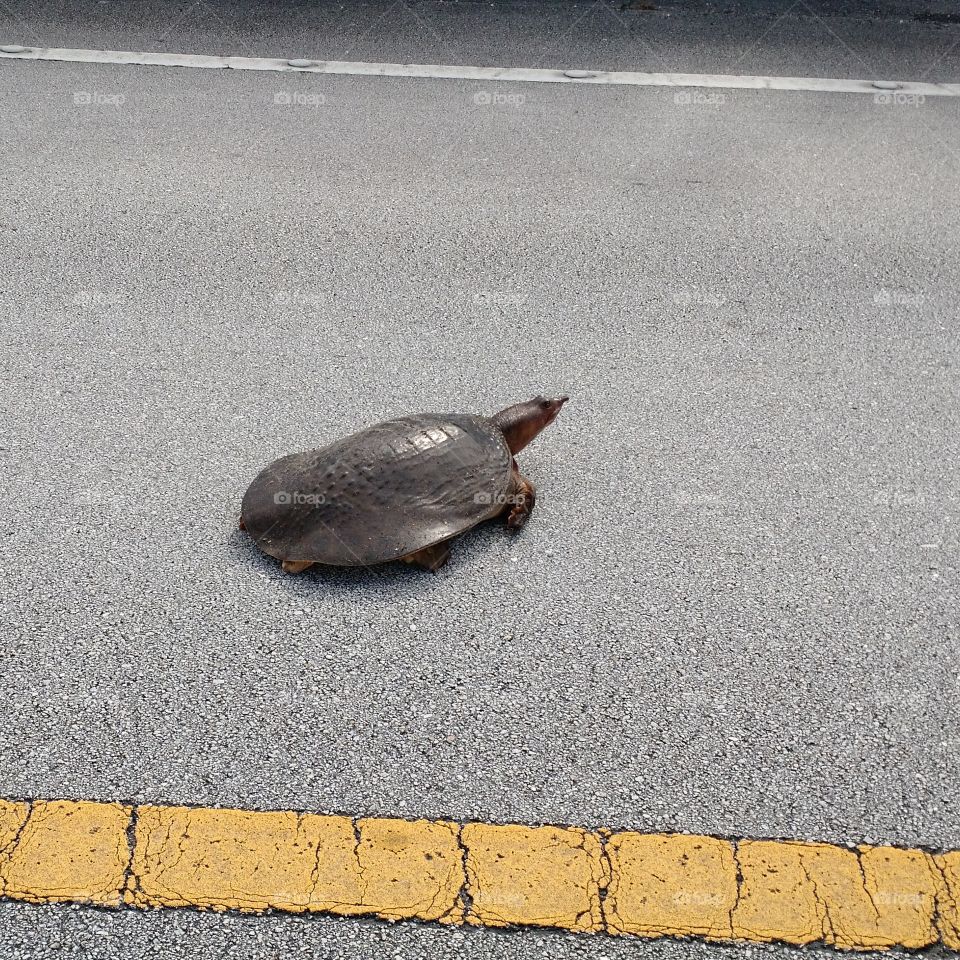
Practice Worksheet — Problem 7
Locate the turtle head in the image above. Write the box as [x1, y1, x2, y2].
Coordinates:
[492, 395, 568, 455]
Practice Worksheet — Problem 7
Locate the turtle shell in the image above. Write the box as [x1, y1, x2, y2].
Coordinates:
[241, 414, 513, 566]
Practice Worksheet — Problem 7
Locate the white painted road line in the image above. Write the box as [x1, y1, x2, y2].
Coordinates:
[1, 45, 959, 97]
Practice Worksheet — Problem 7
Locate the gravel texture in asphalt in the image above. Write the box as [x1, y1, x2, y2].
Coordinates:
[2, 56, 957, 844]
[0, 903, 926, 960]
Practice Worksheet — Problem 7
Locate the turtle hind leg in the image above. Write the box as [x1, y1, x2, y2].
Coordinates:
[505, 469, 536, 531]
[402, 541, 452, 572]
[281, 559, 314, 574]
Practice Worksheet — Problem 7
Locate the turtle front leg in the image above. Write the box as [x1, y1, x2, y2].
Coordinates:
[505, 466, 536, 531]
[281, 560, 314, 574]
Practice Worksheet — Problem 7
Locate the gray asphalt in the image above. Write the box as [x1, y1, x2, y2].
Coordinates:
[1, 0, 959, 957]
[0, 904, 920, 960]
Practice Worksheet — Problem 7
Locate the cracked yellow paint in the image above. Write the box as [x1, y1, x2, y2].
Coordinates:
[0, 799, 30, 859]
[462, 823, 607, 932]
[128, 805, 360, 912]
[936, 851, 960, 949]
[605, 833, 737, 939]
[0, 800, 129, 906]
[350, 817, 463, 923]
[128, 808, 461, 922]
[0, 798, 31, 898]
[733, 841, 823, 944]
[857, 845, 939, 948]
[794, 842, 939, 950]
[1, 795, 959, 955]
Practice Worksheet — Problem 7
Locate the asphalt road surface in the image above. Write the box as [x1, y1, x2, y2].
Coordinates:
[0, 0, 958, 956]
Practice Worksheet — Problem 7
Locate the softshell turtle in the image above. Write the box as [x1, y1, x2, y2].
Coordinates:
[240, 395, 568, 573]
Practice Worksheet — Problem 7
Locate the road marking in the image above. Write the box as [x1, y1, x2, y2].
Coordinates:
[1, 45, 959, 97]
[1, 797, 959, 950]
[0, 799, 130, 907]
[462, 823, 606, 931]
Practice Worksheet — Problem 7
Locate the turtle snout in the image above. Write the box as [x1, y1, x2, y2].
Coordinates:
[543, 395, 568, 424]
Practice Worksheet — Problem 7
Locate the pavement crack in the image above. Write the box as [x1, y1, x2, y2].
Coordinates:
[798, 853, 832, 943]
[298, 813, 322, 908]
[728, 839, 743, 937]
[854, 848, 882, 923]
[0, 800, 33, 860]
[121, 805, 141, 903]
[597, 830, 612, 933]
[350, 818, 368, 905]
[454, 822, 473, 920]
[928, 854, 955, 945]
[0, 800, 34, 896]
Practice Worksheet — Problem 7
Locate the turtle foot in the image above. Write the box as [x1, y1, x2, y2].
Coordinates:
[281, 560, 314, 574]
[506, 506, 531, 531]
[505, 472, 536, 530]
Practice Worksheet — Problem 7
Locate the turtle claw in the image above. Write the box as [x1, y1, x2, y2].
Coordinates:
[506, 507, 531, 531]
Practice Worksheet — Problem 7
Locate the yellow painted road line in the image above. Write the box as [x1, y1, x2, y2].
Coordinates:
[1, 797, 959, 951]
